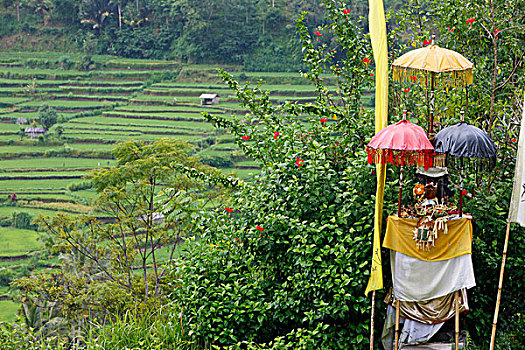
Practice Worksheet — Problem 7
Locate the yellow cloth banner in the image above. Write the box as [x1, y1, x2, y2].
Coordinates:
[509, 93, 525, 226]
[382, 216, 473, 261]
[365, 0, 389, 296]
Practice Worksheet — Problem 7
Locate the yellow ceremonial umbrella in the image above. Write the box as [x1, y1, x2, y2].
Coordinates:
[392, 35, 474, 134]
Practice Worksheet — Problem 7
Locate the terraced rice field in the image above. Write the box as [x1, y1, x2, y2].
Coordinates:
[0, 52, 375, 321]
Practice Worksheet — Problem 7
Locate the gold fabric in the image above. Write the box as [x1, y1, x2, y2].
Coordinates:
[385, 288, 469, 325]
[383, 215, 472, 261]
[392, 44, 474, 88]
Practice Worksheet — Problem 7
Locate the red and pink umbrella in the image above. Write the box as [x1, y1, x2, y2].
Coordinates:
[366, 115, 435, 215]
[366, 119, 434, 170]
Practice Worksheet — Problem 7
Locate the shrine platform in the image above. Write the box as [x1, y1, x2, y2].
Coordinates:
[402, 342, 464, 349]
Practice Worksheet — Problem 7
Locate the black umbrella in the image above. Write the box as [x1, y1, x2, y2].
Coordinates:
[433, 113, 496, 215]
[434, 122, 496, 159]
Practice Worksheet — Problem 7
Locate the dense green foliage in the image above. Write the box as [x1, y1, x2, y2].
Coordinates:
[165, 3, 391, 347]
[0, 0, 405, 69]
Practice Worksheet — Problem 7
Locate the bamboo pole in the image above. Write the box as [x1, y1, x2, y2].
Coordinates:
[455, 290, 459, 349]
[429, 72, 435, 135]
[395, 300, 400, 350]
[398, 166, 404, 216]
[370, 290, 375, 350]
[489, 220, 512, 350]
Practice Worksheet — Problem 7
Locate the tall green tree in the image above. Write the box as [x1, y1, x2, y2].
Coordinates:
[15, 139, 226, 336]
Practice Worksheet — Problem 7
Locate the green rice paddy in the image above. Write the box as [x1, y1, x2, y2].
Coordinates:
[0, 53, 345, 321]
[0, 227, 43, 256]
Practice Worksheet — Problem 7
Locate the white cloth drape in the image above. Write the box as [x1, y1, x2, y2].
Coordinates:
[391, 251, 476, 301]
[381, 305, 445, 350]
[509, 93, 525, 227]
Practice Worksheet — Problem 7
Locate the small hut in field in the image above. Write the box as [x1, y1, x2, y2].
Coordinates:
[25, 126, 46, 139]
[199, 93, 220, 105]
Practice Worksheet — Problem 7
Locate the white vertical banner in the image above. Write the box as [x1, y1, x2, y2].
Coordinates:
[509, 93, 525, 227]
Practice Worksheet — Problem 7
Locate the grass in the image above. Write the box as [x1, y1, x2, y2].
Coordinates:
[221, 167, 259, 179]
[0, 300, 19, 323]
[115, 105, 215, 112]
[63, 143, 115, 151]
[0, 206, 67, 218]
[0, 144, 113, 154]
[0, 145, 66, 154]
[0, 227, 42, 257]
[0, 97, 32, 106]
[0, 157, 114, 170]
[0, 123, 21, 132]
[18, 100, 117, 109]
[0, 112, 40, 119]
[0, 178, 82, 191]
[0, 171, 86, 179]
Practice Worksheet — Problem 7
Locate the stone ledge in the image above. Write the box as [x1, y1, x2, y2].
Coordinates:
[401, 342, 464, 349]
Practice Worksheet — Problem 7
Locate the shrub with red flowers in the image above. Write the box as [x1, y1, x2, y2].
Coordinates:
[168, 1, 388, 348]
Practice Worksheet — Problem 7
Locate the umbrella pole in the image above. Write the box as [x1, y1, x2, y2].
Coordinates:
[429, 72, 435, 135]
[458, 172, 464, 217]
[490, 220, 512, 350]
[398, 166, 404, 216]
[465, 85, 469, 114]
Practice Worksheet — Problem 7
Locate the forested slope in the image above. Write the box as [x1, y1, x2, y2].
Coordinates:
[0, 0, 404, 69]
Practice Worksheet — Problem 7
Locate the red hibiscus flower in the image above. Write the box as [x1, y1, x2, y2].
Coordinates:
[295, 157, 304, 167]
[315, 30, 322, 37]
[241, 136, 250, 140]
[343, 9, 351, 14]
[404, 88, 410, 93]
[448, 27, 455, 33]
[320, 118, 328, 123]
[256, 225, 264, 231]
[461, 190, 467, 195]
[466, 18, 475, 24]
[423, 39, 430, 46]
[225, 207, 233, 213]
[410, 76, 417, 81]
[494, 29, 500, 35]
[363, 57, 371, 64]
[370, 73, 374, 77]
[512, 138, 517, 142]
[273, 131, 279, 139]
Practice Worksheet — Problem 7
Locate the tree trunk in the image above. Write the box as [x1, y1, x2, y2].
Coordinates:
[118, 5, 122, 28]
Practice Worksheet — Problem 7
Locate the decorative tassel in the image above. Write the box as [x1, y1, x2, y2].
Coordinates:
[392, 66, 473, 89]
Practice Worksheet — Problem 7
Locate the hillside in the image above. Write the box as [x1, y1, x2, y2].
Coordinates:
[0, 52, 375, 322]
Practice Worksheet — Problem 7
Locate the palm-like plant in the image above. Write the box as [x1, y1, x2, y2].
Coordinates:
[80, 0, 116, 33]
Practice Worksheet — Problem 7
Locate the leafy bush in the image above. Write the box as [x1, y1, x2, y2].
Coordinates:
[37, 104, 58, 130]
[0, 322, 68, 350]
[67, 181, 92, 192]
[167, 4, 382, 346]
[12, 212, 36, 230]
[199, 154, 234, 168]
[0, 268, 15, 287]
[85, 304, 197, 350]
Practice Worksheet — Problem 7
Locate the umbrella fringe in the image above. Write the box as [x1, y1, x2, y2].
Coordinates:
[433, 154, 497, 172]
[366, 148, 434, 170]
[392, 67, 473, 88]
